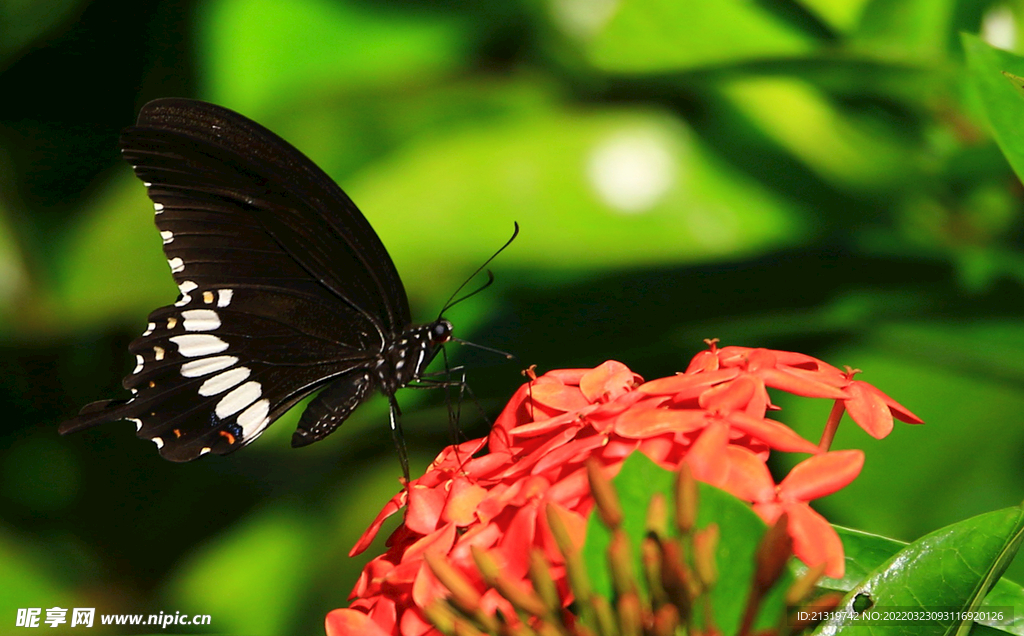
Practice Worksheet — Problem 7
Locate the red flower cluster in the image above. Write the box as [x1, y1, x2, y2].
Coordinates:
[326, 344, 922, 636]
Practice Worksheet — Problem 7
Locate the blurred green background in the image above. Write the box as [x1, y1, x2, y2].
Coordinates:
[3, 0, 1024, 633]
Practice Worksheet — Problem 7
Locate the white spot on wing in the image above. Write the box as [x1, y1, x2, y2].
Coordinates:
[182, 309, 221, 332]
[199, 367, 251, 396]
[180, 355, 238, 377]
[168, 257, 184, 273]
[134, 354, 144, 373]
[152, 436, 164, 449]
[128, 417, 142, 432]
[238, 398, 270, 441]
[200, 447, 211, 456]
[154, 202, 165, 213]
[154, 345, 165, 361]
[215, 381, 262, 419]
[143, 322, 156, 336]
[175, 281, 198, 307]
[160, 231, 173, 244]
[217, 289, 233, 307]
[170, 334, 229, 357]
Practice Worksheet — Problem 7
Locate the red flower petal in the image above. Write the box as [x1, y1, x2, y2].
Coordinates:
[785, 503, 845, 579]
[510, 410, 587, 437]
[547, 466, 592, 503]
[752, 501, 785, 525]
[496, 503, 539, 579]
[411, 559, 448, 613]
[684, 421, 731, 487]
[599, 437, 639, 461]
[698, 374, 761, 412]
[743, 348, 778, 372]
[721, 446, 776, 503]
[873, 384, 924, 424]
[325, 609, 391, 636]
[404, 524, 457, 565]
[586, 390, 648, 432]
[580, 360, 641, 402]
[778, 450, 864, 502]
[496, 427, 579, 480]
[399, 603, 435, 636]
[530, 380, 591, 412]
[545, 368, 590, 385]
[638, 433, 682, 467]
[442, 477, 488, 526]
[406, 485, 446, 535]
[369, 598, 398, 631]
[770, 349, 844, 374]
[614, 404, 707, 438]
[758, 367, 850, 399]
[638, 368, 740, 397]
[531, 434, 606, 476]
[843, 382, 894, 438]
[685, 348, 722, 373]
[724, 411, 820, 454]
[450, 523, 504, 563]
[773, 361, 847, 388]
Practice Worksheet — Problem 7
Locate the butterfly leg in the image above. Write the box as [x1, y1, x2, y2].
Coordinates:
[409, 368, 485, 426]
[388, 395, 410, 482]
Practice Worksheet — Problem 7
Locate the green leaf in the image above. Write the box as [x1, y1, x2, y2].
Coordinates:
[198, 0, 472, 115]
[963, 33, 1024, 186]
[812, 506, 1024, 635]
[582, 452, 793, 635]
[568, 0, 817, 72]
[816, 527, 1024, 635]
[850, 0, 958, 61]
[797, 0, 874, 32]
[718, 77, 921, 192]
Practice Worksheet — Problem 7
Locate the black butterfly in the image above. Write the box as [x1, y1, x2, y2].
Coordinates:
[59, 98, 513, 478]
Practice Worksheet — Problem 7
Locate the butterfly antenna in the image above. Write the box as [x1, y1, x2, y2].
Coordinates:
[439, 222, 519, 317]
[451, 337, 515, 360]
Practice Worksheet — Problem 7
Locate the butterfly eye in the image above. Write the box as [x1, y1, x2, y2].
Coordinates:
[433, 320, 453, 342]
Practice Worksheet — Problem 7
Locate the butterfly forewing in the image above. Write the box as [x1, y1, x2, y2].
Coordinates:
[59, 98, 425, 462]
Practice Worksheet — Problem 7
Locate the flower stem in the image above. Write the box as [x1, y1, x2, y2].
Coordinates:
[818, 400, 847, 451]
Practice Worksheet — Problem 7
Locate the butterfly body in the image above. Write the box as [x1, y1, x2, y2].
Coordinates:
[59, 98, 456, 472]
